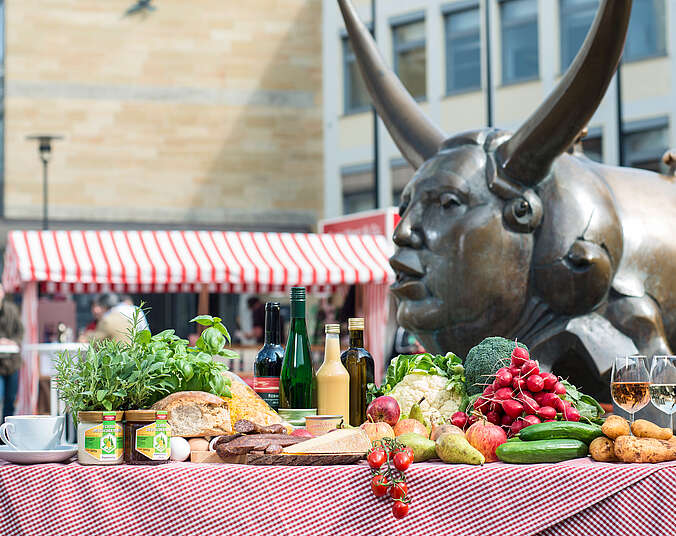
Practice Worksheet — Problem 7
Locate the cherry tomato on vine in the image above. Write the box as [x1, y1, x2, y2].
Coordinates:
[393, 450, 413, 471]
[367, 448, 387, 469]
[371, 475, 389, 497]
[403, 447, 414, 460]
[388, 482, 408, 500]
[392, 501, 410, 519]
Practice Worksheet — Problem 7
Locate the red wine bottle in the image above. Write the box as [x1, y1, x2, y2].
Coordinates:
[253, 303, 284, 410]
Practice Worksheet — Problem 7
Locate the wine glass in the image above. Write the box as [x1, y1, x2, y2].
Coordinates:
[649, 356, 676, 432]
[611, 355, 650, 423]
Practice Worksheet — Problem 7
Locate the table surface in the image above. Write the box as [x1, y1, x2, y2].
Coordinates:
[0, 457, 675, 536]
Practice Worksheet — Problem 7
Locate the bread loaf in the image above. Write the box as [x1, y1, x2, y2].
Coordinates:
[151, 391, 232, 437]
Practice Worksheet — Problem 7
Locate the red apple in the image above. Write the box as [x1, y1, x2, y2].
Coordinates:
[465, 420, 507, 463]
[359, 420, 395, 444]
[393, 418, 429, 438]
[366, 396, 401, 427]
[290, 428, 313, 438]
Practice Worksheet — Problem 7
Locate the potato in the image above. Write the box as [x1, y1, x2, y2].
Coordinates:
[613, 435, 676, 463]
[589, 436, 618, 462]
[602, 415, 631, 439]
[630, 419, 673, 440]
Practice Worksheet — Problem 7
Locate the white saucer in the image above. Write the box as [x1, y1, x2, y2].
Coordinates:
[0, 444, 77, 464]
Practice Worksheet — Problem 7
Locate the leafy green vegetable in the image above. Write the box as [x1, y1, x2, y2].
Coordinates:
[367, 352, 465, 402]
[561, 380, 605, 423]
[464, 337, 529, 395]
[55, 306, 239, 418]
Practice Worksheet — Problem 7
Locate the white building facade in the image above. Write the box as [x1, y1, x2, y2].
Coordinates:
[322, 0, 676, 218]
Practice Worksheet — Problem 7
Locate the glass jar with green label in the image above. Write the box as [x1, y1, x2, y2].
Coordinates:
[124, 410, 171, 465]
[77, 411, 125, 465]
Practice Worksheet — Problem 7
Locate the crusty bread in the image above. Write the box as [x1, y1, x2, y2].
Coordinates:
[224, 372, 291, 431]
[151, 391, 232, 437]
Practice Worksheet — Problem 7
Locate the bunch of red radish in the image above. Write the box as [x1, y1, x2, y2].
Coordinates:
[463, 346, 580, 437]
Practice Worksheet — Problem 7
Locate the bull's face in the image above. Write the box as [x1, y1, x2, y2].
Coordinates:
[338, 0, 631, 354]
[390, 141, 533, 355]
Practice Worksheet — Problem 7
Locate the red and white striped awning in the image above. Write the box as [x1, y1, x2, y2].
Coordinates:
[2, 230, 395, 294]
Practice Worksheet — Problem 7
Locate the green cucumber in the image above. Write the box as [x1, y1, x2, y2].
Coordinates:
[518, 421, 603, 445]
[496, 439, 588, 464]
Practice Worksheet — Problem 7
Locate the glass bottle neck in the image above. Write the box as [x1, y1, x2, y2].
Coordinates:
[290, 299, 305, 319]
[349, 329, 364, 348]
[264, 308, 281, 346]
[324, 333, 341, 363]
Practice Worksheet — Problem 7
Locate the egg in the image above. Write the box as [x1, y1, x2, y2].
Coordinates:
[188, 438, 209, 452]
[170, 437, 191, 461]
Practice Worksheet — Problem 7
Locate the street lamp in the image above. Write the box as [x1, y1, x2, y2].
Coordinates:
[26, 134, 63, 230]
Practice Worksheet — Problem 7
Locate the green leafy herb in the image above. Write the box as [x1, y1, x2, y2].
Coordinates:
[55, 305, 239, 418]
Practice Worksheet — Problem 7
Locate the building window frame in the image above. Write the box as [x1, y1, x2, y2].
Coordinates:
[623, 116, 670, 171]
[559, 0, 598, 72]
[341, 162, 376, 215]
[624, 0, 667, 63]
[391, 12, 427, 101]
[499, 0, 540, 85]
[443, 1, 482, 96]
[342, 27, 372, 116]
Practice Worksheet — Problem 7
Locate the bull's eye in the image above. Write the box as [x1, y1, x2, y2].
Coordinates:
[514, 200, 530, 218]
[440, 192, 461, 209]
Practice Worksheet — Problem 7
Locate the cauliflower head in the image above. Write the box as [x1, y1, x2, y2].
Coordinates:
[389, 373, 464, 424]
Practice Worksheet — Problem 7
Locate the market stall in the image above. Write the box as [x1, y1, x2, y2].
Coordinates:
[0, 458, 674, 536]
[1, 229, 394, 414]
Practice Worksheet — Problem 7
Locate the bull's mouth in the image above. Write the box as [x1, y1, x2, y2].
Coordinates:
[390, 249, 429, 300]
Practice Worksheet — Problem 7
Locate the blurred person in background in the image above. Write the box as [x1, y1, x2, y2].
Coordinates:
[89, 293, 132, 344]
[111, 295, 149, 332]
[241, 297, 265, 344]
[79, 296, 106, 341]
[0, 284, 24, 420]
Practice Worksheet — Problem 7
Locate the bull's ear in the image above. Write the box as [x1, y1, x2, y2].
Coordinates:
[503, 190, 543, 233]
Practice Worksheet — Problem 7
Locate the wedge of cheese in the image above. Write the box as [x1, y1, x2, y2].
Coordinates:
[282, 428, 371, 455]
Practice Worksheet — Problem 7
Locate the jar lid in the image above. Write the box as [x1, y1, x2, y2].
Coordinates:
[125, 410, 158, 422]
[348, 318, 364, 330]
[78, 410, 124, 422]
[325, 324, 340, 334]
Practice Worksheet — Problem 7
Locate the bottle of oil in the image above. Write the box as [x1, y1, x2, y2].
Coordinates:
[340, 318, 375, 426]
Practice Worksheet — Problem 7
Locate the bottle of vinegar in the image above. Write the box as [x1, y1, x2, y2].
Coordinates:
[316, 324, 350, 421]
[279, 287, 317, 409]
[253, 302, 284, 411]
[340, 318, 375, 426]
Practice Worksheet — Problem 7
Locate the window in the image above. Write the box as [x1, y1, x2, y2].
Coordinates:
[559, 0, 598, 70]
[392, 19, 426, 99]
[500, 0, 539, 83]
[623, 118, 669, 172]
[445, 5, 481, 93]
[581, 134, 603, 163]
[625, 0, 666, 61]
[342, 165, 375, 215]
[343, 37, 370, 114]
[391, 159, 414, 205]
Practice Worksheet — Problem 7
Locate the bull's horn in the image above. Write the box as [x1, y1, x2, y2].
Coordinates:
[497, 0, 632, 186]
[337, 0, 445, 169]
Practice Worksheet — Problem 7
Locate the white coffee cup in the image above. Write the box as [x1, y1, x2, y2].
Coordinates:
[0, 415, 65, 451]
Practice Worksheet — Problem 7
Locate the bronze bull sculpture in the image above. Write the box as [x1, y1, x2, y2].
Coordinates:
[338, 0, 676, 398]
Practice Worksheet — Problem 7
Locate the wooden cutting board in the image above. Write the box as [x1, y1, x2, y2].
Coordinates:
[190, 450, 364, 465]
[190, 451, 247, 464]
[246, 452, 365, 466]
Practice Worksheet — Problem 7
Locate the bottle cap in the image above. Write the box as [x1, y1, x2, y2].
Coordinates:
[265, 302, 280, 311]
[290, 287, 306, 301]
[325, 324, 340, 334]
[348, 318, 364, 331]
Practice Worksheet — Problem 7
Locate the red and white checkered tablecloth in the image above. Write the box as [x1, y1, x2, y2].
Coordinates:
[0, 458, 675, 536]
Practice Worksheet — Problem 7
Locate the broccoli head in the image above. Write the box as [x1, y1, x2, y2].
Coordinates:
[464, 337, 528, 395]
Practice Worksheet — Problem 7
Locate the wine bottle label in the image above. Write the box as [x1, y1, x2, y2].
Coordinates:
[254, 377, 280, 410]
